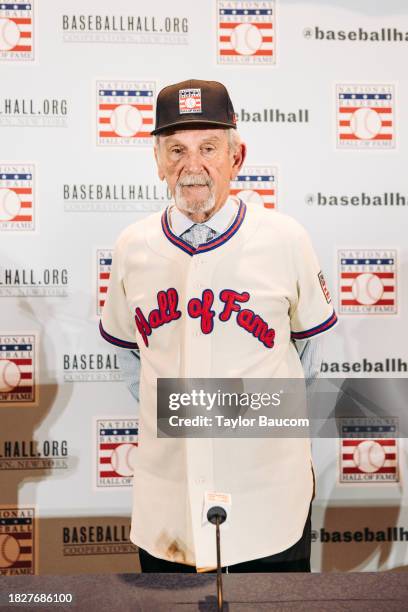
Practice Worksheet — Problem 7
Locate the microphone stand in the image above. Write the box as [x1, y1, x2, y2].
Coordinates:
[207, 506, 227, 612]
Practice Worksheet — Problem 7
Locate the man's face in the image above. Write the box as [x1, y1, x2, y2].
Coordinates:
[154, 128, 245, 221]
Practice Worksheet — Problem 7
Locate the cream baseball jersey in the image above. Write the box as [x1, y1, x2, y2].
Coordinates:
[99, 197, 337, 569]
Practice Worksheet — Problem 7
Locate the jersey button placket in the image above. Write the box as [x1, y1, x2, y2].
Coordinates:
[184, 254, 213, 379]
[186, 437, 215, 565]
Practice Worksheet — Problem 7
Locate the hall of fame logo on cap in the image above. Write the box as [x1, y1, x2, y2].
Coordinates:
[230, 166, 277, 209]
[96, 418, 139, 488]
[0, 164, 34, 231]
[338, 250, 397, 314]
[0, 335, 37, 405]
[179, 88, 202, 114]
[0, 2, 33, 61]
[336, 84, 395, 149]
[217, 0, 275, 64]
[96, 249, 112, 316]
[0, 507, 36, 575]
[97, 81, 154, 146]
[339, 418, 398, 483]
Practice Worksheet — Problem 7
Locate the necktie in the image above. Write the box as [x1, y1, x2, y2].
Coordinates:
[180, 224, 217, 248]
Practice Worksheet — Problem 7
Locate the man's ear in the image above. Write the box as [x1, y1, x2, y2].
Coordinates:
[154, 145, 165, 181]
[230, 142, 247, 180]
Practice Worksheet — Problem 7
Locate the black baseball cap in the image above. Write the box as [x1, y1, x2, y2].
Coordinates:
[151, 79, 237, 135]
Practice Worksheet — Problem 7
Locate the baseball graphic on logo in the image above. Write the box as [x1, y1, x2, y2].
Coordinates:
[230, 23, 262, 56]
[0, 534, 20, 568]
[110, 443, 137, 477]
[350, 108, 382, 140]
[0, 18, 21, 51]
[353, 440, 386, 473]
[237, 189, 264, 207]
[0, 188, 21, 221]
[0, 360, 21, 392]
[352, 273, 383, 305]
[110, 104, 143, 137]
[185, 97, 197, 109]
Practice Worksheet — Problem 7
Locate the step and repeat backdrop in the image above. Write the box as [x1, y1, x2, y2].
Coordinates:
[1, 0, 407, 576]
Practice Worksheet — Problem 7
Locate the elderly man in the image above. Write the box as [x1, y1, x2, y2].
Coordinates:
[100, 79, 337, 573]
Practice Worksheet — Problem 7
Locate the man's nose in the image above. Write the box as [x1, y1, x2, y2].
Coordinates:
[183, 150, 203, 174]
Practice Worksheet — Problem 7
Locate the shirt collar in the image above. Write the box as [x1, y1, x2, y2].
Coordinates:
[168, 196, 239, 237]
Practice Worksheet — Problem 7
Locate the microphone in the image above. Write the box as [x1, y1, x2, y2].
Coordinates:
[207, 506, 227, 612]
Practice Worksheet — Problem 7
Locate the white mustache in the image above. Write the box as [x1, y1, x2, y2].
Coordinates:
[177, 175, 212, 187]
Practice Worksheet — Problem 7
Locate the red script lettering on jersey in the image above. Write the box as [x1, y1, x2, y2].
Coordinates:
[134, 288, 275, 349]
[134, 288, 181, 347]
[187, 289, 216, 333]
[219, 289, 275, 348]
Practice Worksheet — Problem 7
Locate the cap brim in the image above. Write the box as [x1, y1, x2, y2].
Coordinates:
[151, 118, 236, 136]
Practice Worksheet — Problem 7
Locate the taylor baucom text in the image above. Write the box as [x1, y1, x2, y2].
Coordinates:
[167, 390, 309, 430]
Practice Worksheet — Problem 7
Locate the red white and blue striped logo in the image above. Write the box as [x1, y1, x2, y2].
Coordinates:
[97, 81, 155, 146]
[336, 84, 395, 149]
[230, 166, 277, 209]
[217, 1, 275, 64]
[0, 335, 36, 405]
[0, 165, 34, 231]
[96, 418, 139, 488]
[0, 507, 36, 575]
[340, 418, 398, 483]
[339, 250, 397, 314]
[179, 88, 202, 114]
[0, 2, 33, 61]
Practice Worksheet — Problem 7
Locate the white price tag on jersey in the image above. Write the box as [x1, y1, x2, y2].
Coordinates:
[202, 491, 232, 527]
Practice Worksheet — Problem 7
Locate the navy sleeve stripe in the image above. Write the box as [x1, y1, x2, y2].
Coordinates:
[291, 311, 338, 340]
[99, 320, 139, 349]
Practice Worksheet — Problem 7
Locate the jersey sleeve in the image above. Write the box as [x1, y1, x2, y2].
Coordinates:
[99, 236, 139, 350]
[117, 348, 140, 400]
[289, 225, 337, 340]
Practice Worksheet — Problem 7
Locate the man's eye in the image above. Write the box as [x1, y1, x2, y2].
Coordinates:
[171, 148, 182, 154]
[203, 146, 215, 153]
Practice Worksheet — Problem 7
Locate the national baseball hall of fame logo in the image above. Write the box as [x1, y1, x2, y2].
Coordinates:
[0, 165, 34, 231]
[338, 250, 397, 314]
[0, 2, 33, 61]
[340, 418, 398, 483]
[97, 81, 155, 146]
[217, 1, 275, 64]
[96, 249, 112, 316]
[336, 84, 395, 149]
[0, 335, 37, 405]
[0, 507, 36, 575]
[96, 419, 139, 488]
[230, 166, 277, 209]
